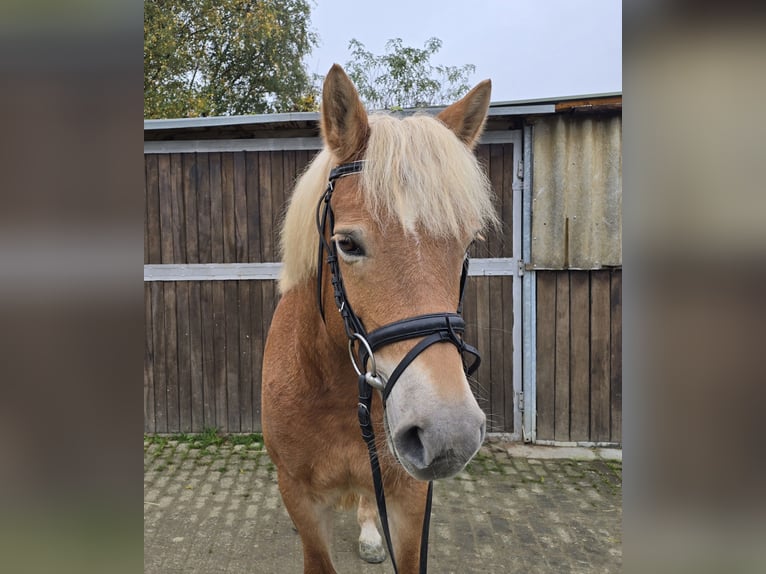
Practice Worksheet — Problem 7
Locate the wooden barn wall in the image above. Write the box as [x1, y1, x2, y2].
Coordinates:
[535, 269, 622, 443]
[144, 144, 518, 434]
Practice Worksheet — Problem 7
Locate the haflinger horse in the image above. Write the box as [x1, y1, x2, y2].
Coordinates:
[262, 64, 498, 574]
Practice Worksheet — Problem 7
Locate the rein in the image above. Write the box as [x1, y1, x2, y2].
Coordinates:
[316, 160, 481, 574]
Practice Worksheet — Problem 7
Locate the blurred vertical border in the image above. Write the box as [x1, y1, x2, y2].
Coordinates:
[625, 1, 766, 573]
[0, 1, 143, 572]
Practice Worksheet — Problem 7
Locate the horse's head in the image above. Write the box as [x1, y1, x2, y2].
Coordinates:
[285, 65, 498, 481]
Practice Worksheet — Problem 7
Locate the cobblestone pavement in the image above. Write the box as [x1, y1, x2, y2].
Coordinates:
[144, 437, 621, 574]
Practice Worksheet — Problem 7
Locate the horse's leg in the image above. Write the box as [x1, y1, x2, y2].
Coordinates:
[277, 474, 336, 574]
[356, 495, 386, 563]
[388, 482, 430, 574]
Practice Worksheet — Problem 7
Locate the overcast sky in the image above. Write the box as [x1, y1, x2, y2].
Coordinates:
[306, 0, 622, 103]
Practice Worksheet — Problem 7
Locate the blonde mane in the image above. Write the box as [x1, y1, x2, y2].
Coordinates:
[278, 113, 498, 293]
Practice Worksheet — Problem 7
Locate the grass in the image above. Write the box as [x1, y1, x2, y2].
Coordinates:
[463, 449, 508, 477]
[145, 429, 266, 473]
[145, 428, 264, 451]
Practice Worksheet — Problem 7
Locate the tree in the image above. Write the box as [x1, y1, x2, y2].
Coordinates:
[144, 0, 318, 118]
[343, 37, 476, 110]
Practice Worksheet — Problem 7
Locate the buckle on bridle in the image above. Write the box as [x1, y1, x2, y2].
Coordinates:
[348, 333, 386, 390]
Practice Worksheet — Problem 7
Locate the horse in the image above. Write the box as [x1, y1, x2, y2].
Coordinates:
[262, 64, 498, 574]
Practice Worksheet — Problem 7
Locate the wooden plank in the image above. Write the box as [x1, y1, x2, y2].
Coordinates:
[209, 153, 224, 263]
[461, 276, 484, 415]
[197, 154, 212, 263]
[258, 152, 274, 261]
[257, 153, 276, 429]
[488, 276, 505, 432]
[250, 280, 265, 431]
[555, 96, 622, 112]
[157, 154, 174, 264]
[590, 271, 611, 442]
[182, 154, 199, 263]
[269, 152, 284, 263]
[224, 281, 241, 432]
[145, 155, 161, 264]
[176, 281, 192, 432]
[279, 149, 296, 268]
[260, 281, 276, 360]
[170, 154, 186, 262]
[488, 144, 504, 258]
[189, 282, 204, 432]
[474, 277, 493, 426]
[238, 280, 253, 431]
[221, 153, 236, 263]
[501, 143, 515, 258]
[258, 280, 278, 430]
[151, 282, 167, 433]
[265, 281, 281, 326]
[246, 152, 262, 263]
[144, 159, 149, 264]
[144, 283, 155, 433]
[233, 151, 248, 262]
[200, 281, 216, 429]
[163, 281, 180, 432]
[473, 145, 491, 259]
[501, 275, 515, 433]
[554, 272, 571, 441]
[282, 149, 297, 204]
[181, 153, 198, 431]
[535, 272, 556, 440]
[212, 281, 227, 431]
[610, 270, 622, 442]
[569, 272, 591, 441]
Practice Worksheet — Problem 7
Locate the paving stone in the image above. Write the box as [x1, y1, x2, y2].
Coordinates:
[596, 448, 623, 461]
[145, 441, 621, 573]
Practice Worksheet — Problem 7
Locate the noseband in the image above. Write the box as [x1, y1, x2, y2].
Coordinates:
[315, 160, 482, 574]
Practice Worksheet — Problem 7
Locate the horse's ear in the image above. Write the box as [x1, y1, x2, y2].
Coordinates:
[321, 64, 369, 162]
[436, 79, 492, 149]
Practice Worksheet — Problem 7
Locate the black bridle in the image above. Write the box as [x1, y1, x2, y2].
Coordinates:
[316, 160, 482, 574]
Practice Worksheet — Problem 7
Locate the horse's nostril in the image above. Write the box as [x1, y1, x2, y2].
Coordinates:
[395, 425, 427, 469]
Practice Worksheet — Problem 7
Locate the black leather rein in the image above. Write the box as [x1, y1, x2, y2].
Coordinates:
[315, 160, 481, 574]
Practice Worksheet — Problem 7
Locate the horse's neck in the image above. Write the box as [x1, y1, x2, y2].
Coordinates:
[282, 280, 349, 384]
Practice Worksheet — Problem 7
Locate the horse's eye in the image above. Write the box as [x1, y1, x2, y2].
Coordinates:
[336, 236, 365, 257]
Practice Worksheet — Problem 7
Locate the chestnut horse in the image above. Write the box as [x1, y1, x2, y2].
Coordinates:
[262, 64, 497, 573]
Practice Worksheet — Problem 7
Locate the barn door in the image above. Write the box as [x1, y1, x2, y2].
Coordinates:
[463, 130, 523, 439]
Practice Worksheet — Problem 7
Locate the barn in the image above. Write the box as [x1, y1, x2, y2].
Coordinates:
[144, 93, 622, 446]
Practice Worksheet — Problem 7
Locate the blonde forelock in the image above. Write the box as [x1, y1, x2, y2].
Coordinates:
[278, 113, 498, 293]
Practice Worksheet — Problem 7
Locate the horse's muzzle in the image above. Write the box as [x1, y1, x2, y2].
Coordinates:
[391, 408, 486, 481]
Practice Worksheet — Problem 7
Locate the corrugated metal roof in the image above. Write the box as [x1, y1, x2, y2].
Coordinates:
[143, 93, 622, 131]
[144, 111, 320, 131]
[531, 115, 622, 269]
[143, 104, 557, 131]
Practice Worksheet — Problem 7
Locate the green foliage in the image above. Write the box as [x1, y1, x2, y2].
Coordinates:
[144, 0, 318, 118]
[344, 37, 476, 110]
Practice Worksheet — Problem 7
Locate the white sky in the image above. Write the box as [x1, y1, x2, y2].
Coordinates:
[306, 0, 622, 103]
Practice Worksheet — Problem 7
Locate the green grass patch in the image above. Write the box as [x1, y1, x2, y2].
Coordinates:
[144, 429, 264, 451]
